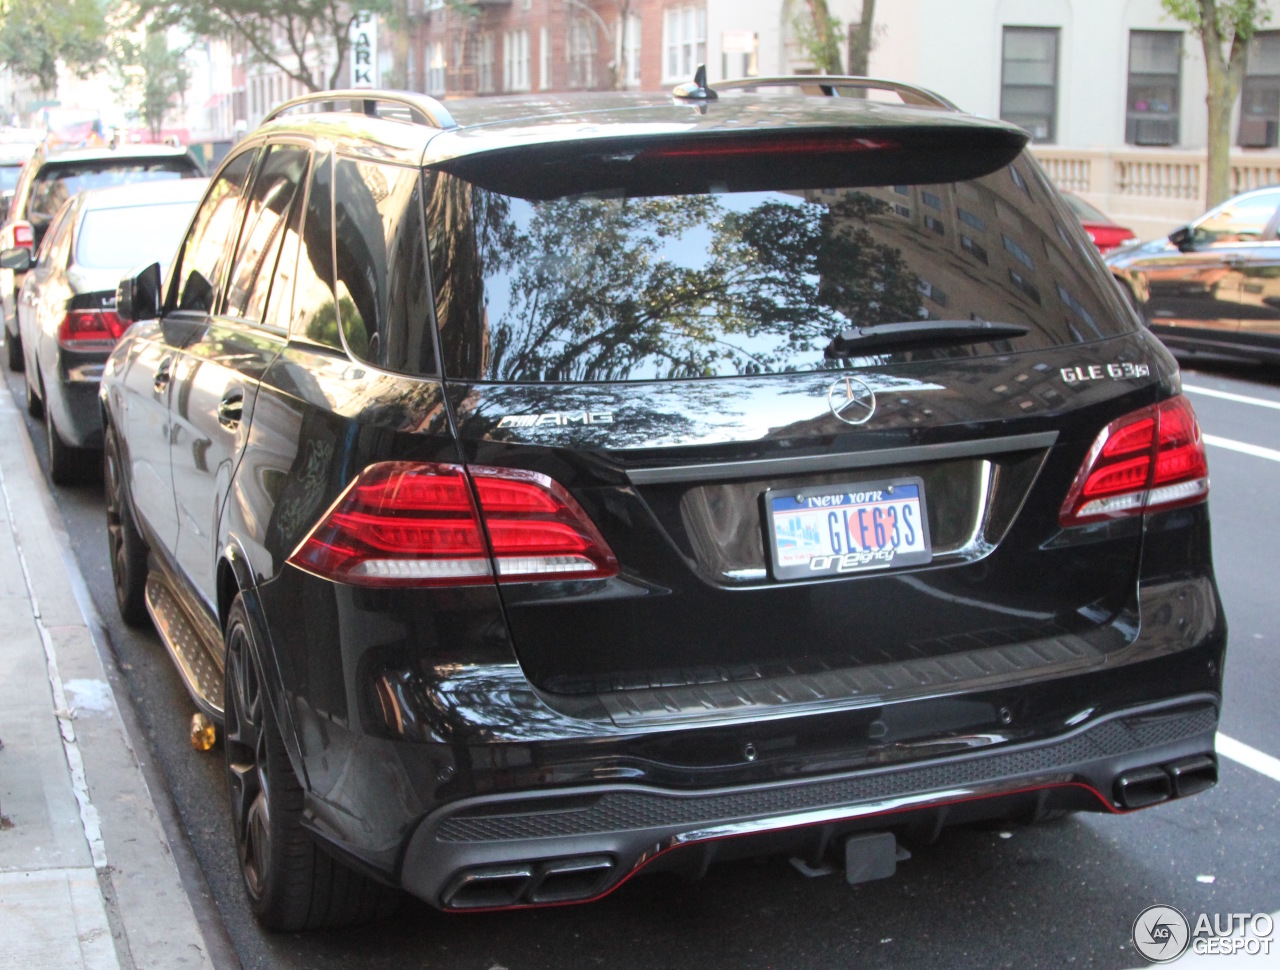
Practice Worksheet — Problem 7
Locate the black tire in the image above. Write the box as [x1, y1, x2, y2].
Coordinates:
[6, 328, 22, 372]
[25, 367, 43, 418]
[104, 429, 149, 627]
[223, 596, 398, 931]
[46, 404, 81, 486]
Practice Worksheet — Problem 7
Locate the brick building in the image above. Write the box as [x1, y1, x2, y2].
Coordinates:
[405, 0, 709, 97]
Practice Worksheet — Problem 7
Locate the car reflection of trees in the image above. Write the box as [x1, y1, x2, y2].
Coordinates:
[430, 174, 926, 384]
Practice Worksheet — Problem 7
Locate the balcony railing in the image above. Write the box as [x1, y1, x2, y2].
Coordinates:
[1032, 145, 1280, 240]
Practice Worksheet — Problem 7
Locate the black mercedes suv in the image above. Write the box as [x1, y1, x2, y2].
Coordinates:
[101, 78, 1226, 930]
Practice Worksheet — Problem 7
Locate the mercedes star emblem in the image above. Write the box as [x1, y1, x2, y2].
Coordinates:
[827, 375, 877, 425]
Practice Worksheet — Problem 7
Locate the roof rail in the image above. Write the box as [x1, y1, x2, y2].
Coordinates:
[712, 75, 957, 111]
[262, 89, 458, 130]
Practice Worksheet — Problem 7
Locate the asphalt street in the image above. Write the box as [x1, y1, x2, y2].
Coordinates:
[6, 357, 1280, 970]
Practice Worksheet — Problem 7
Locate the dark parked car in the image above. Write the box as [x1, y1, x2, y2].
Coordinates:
[8, 178, 207, 483]
[1, 143, 204, 371]
[102, 82, 1225, 930]
[1108, 185, 1280, 361]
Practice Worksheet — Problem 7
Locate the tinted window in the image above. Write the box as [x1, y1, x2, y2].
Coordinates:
[1192, 191, 1280, 246]
[75, 201, 198, 271]
[289, 152, 340, 349]
[35, 203, 74, 270]
[333, 158, 435, 374]
[428, 153, 1134, 383]
[224, 145, 309, 322]
[171, 150, 255, 314]
[29, 158, 199, 230]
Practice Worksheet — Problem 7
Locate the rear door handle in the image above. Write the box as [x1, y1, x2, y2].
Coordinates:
[218, 388, 244, 429]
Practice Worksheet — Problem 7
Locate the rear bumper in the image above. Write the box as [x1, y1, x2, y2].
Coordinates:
[49, 355, 106, 448]
[400, 695, 1218, 910]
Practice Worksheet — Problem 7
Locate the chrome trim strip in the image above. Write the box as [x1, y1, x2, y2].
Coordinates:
[624, 431, 1059, 485]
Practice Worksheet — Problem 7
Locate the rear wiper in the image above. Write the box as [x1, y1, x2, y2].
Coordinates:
[824, 319, 1030, 357]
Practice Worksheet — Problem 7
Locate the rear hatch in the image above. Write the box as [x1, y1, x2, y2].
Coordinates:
[427, 114, 1168, 717]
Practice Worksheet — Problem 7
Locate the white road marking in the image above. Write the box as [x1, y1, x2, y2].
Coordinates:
[1203, 434, 1280, 464]
[1184, 384, 1280, 411]
[1217, 733, 1280, 785]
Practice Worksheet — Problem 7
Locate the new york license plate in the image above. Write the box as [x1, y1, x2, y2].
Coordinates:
[766, 478, 932, 580]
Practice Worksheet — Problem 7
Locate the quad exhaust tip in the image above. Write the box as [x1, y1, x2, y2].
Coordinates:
[442, 855, 616, 910]
[1114, 754, 1218, 809]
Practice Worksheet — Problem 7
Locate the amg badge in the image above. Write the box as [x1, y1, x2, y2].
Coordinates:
[496, 411, 614, 429]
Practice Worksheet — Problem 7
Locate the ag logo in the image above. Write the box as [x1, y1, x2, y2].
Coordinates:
[1132, 904, 1191, 963]
[827, 375, 876, 426]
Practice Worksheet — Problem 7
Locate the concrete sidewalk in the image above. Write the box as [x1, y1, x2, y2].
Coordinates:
[0, 389, 223, 969]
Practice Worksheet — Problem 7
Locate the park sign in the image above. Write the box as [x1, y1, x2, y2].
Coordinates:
[350, 12, 378, 88]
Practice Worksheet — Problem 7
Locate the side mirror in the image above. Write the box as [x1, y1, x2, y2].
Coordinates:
[117, 262, 162, 323]
[0, 247, 31, 272]
[1168, 225, 1195, 252]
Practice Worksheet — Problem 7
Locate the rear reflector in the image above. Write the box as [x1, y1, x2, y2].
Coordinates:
[288, 461, 618, 587]
[1059, 395, 1209, 526]
[57, 309, 126, 347]
[13, 222, 32, 249]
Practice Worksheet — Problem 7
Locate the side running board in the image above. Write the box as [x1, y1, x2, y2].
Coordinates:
[145, 575, 225, 721]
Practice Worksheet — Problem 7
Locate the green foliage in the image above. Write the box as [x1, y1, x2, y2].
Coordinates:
[133, 0, 392, 92]
[0, 0, 109, 97]
[1161, 0, 1271, 41]
[792, 0, 843, 75]
[113, 29, 191, 137]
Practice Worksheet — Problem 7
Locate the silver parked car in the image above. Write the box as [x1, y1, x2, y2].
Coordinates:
[8, 178, 207, 483]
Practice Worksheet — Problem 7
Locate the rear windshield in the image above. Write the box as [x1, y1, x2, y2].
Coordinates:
[29, 158, 199, 227]
[0, 164, 21, 192]
[76, 201, 197, 270]
[427, 152, 1136, 383]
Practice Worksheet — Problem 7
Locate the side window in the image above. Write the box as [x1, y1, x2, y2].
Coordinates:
[332, 158, 436, 375]
[169, 149, 256, 314]
[288, 151, 341, 349]
[425, 170, 491, 380]
[1193, 191, 1280, 246]
[34, 204, 73, 269]
[223, 145, 309, 323]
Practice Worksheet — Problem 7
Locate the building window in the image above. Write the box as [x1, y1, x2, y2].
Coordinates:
[1000, 26, 1059, 143]
[616, 13, 642, 87]
[475, 33, 495, 93]
[664, 5, 706, 81]
[504, 29, 530, 91]
[427, 42, 446, 95]
[1126, 31, 1181, 146]
[1241, 31, 1280, 147]
[567, 19, 597, 88]
[540, 26, 552, 89]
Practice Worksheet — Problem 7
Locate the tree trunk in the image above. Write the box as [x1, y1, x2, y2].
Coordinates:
[391, 0, 410, 89]
[803, 0, 843, 74]
[847, 0, 876, 76]
[1206, 60, 1234, 208]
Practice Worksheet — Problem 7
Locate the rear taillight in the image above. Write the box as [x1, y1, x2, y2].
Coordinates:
[1059, 395, 1209, 527]
[12, 222, 32, 249]
[57, 309, 126, 347]
[287, 461, 619, 587]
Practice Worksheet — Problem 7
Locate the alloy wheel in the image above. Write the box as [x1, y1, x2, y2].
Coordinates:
[225, 624, 272, 900]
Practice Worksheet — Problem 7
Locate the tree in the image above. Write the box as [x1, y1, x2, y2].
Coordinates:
[794, 0, 843, 74]
[134, 0, 392, 93]
[0, 0, 109, 99]
[1162, 0, 1271, 207]
[113, 29, 191, 138]
[847, 0, 876, 75]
